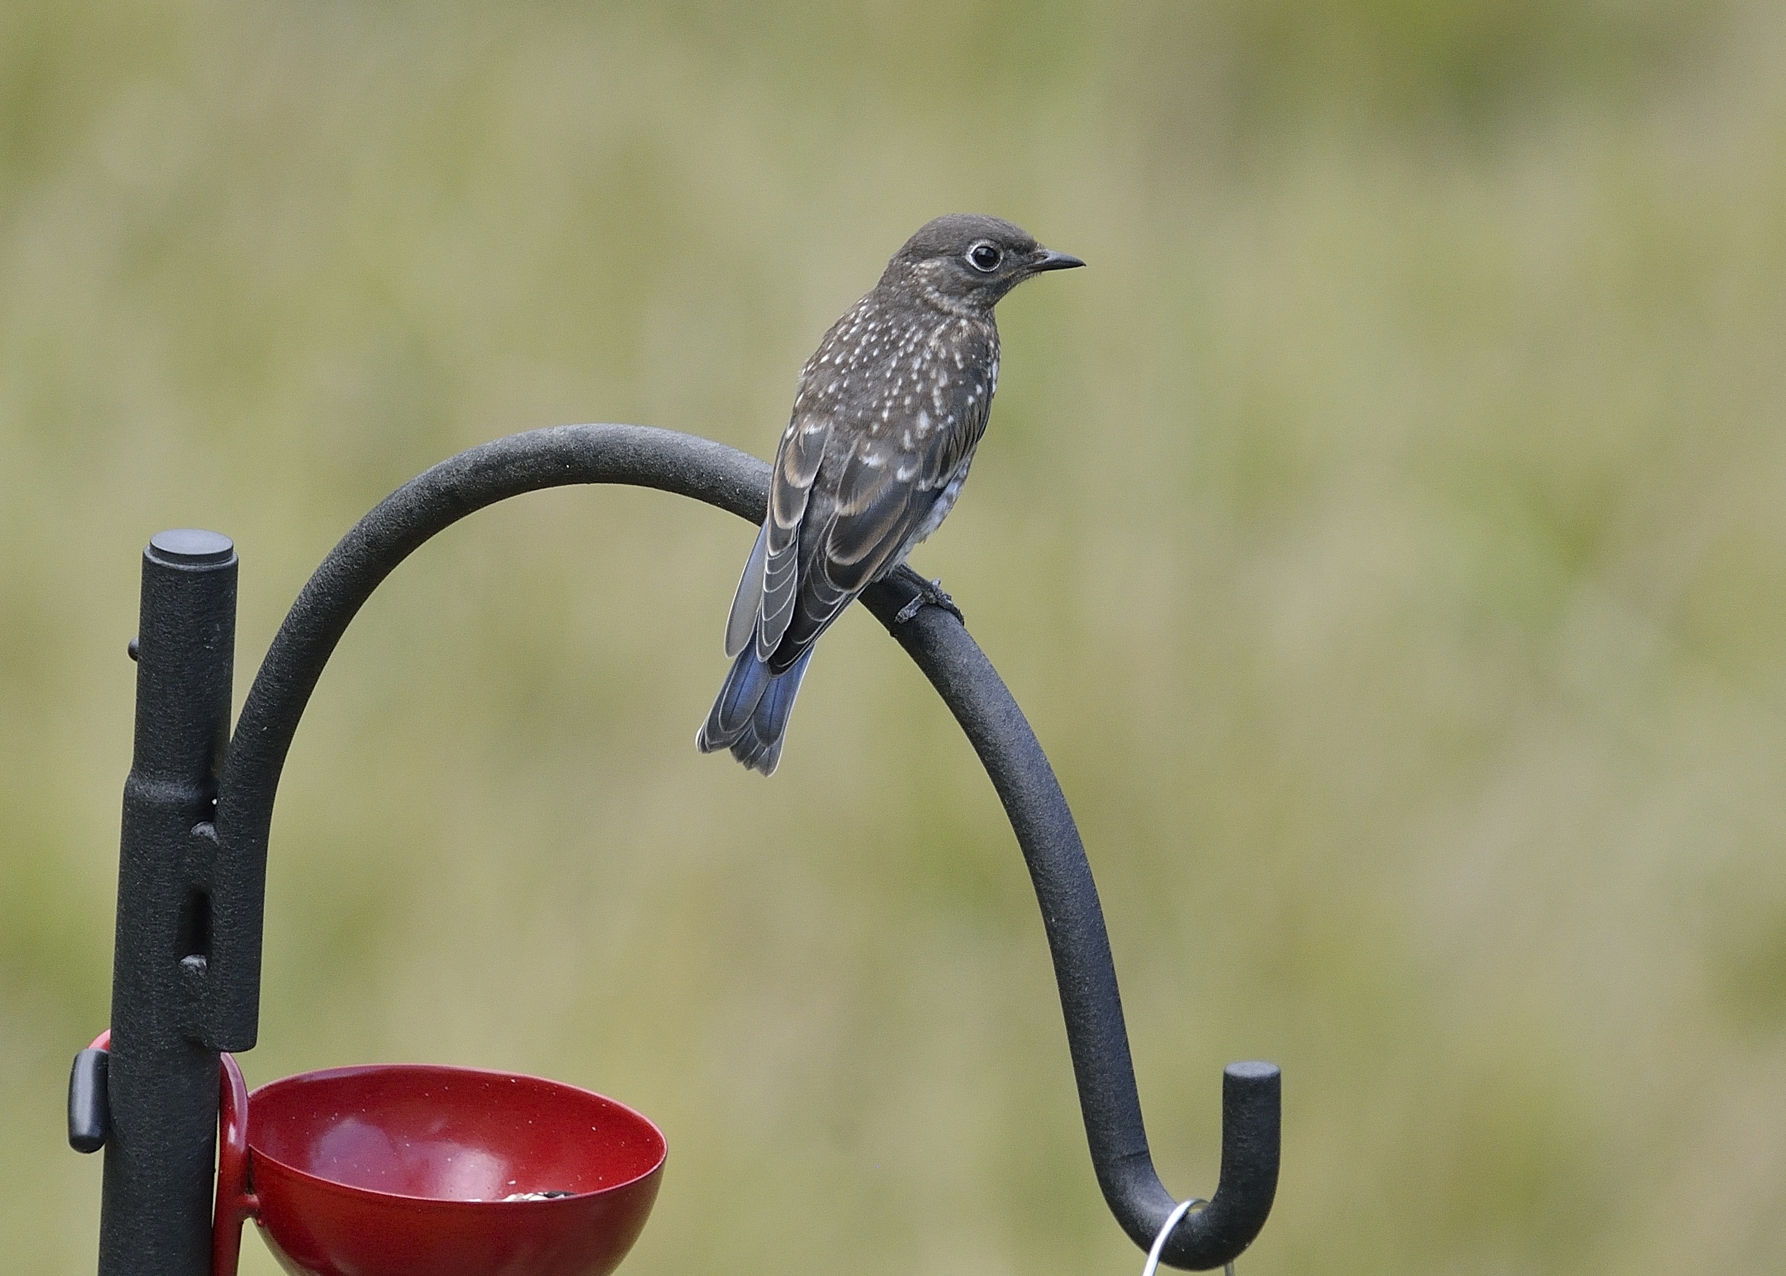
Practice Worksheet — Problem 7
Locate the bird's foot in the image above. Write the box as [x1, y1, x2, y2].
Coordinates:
[894, 577, 965, 625]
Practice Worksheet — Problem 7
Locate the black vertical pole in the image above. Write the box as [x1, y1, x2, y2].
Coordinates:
[98, 529, 237, 1276]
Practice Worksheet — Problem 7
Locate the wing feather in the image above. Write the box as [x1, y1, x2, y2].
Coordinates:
[768, 423, 985, 672]
[754, 413, 831, 661]
[722, 521, 769, 657]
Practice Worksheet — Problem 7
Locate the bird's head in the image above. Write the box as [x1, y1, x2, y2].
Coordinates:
[881, 213, 1084, 314]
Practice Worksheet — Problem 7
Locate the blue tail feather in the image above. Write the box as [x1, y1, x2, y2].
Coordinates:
[696, 646, 814, 776]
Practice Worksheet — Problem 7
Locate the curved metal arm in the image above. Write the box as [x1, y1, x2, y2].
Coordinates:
[205, 422, 1279, 1270]
[206, 426, 760, 1050]
[862, 569, 1280, 1269]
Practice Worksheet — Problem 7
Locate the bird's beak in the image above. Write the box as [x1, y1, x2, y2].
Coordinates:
[1030, 247, 1085, 273]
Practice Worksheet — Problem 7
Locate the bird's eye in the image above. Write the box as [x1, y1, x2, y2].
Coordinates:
[968, 242, 1002, 272]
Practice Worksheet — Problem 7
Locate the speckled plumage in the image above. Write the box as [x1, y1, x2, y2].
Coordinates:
[697, 214, 1083, 774]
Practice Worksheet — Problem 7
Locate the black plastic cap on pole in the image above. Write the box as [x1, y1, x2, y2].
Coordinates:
[68, 1049, 109, 1154]
[148, 529, 236, 565]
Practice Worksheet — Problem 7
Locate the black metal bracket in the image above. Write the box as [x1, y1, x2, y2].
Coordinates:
[82, 530, 238, 1276]
[77, 424, 1279, 1273]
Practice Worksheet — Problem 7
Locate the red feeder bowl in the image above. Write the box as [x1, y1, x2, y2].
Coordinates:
[213, 1052, 666, 1276]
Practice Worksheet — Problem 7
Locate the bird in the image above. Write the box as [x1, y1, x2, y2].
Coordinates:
[696, 213, 1084, 775]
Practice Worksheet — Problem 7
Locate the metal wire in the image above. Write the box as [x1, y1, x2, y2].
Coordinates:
[1140, 1199, 1235, 1276]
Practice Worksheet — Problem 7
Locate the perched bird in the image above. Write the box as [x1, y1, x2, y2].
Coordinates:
[697, 213, 1084, 774]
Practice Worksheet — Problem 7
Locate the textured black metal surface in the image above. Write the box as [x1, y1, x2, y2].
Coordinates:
[207, 426, 759, 1050]
[863, 573, 1280, 1269]
[99, 534, 237, 1276]
[204, 422, 1276, 1270]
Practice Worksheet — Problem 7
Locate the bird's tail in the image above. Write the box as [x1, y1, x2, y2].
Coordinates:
[695, 647, 814, 776]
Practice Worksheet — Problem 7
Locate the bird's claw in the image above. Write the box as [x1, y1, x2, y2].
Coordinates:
[895, 578, 965, 625]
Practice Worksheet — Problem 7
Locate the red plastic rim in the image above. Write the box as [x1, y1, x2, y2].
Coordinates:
[247, 1064, 665, 1203]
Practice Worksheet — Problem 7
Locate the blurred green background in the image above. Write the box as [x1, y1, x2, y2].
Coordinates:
[5, 0, 1785, 1272]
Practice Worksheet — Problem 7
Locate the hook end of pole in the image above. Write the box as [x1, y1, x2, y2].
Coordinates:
[1153, 1061, 1281, 1271]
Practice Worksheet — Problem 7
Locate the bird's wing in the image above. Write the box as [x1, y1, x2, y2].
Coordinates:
[744, 411, 831, 663]
[767, 357, 994, 673]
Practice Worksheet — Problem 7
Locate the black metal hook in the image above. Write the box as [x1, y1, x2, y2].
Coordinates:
[865, 567, 1281, 1269]
[179, 423, 1279, 1270]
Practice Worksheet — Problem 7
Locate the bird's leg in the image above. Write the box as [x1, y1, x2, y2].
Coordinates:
[894, 577, 965, 625]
